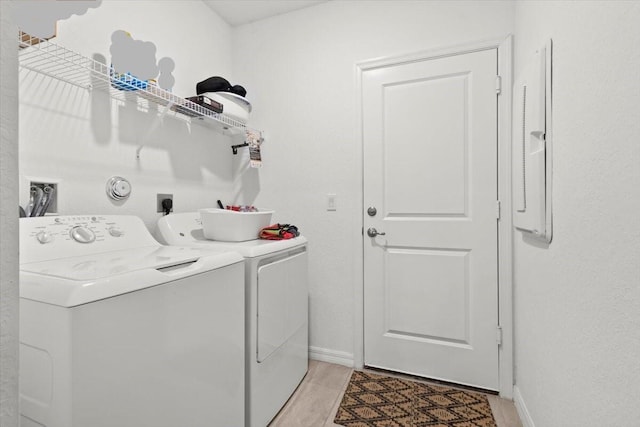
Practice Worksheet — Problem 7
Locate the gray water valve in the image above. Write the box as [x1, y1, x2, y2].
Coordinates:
[106, 176, 131, 201]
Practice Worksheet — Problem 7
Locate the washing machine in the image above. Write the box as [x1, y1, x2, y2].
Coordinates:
[19, 215, 246, 427]
[157, 212, 308, 427]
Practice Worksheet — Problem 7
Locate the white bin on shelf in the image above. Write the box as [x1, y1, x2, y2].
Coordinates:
[201, 92, 252, 124]
[199, 208, 274, 242]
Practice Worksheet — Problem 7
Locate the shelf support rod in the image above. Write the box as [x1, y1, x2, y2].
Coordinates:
[136, 101, 174, 159]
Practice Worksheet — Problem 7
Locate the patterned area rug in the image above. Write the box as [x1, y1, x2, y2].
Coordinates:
[333, 371, 496, 427]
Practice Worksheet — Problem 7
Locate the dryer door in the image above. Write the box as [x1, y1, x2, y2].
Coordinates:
[257, 250, 307, 363]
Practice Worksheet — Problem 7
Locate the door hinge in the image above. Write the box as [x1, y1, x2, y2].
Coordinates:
[496, 200, 501, 220]
[496, 75, 502, 95]
[496, 326, 503, 346]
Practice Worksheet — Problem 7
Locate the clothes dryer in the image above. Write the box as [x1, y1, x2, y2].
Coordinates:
[157, 212, 308, 427]
[20, 215, 245, 427]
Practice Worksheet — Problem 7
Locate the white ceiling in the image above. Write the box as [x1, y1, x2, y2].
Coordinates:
[203, 0, 327, 27]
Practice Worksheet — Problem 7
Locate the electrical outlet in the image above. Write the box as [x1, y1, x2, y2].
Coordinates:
[29, 181, 58, 215]
[157, 194, 173, 213]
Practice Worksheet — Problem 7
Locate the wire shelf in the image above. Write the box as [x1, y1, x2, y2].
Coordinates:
[18, 32, 257, 134]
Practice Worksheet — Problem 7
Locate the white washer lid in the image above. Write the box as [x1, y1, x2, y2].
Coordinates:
[157, 212, 307, 258]
[20, 246, 243, 307]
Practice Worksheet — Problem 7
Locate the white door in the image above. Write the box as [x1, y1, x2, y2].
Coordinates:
[362, 48, 499, 390]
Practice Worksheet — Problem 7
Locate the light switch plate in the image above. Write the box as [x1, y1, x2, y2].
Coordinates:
[327, 193, 337, 211]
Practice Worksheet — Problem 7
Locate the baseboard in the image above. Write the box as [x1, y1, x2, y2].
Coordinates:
[513, 385, 535, 427]
[309, 346, 354, 368]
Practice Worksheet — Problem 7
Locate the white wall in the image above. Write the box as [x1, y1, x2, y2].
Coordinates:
[19, 0, 239, 232]
[232, 1, 514, 362]
[512, 2, 640, 426]
[0, 1, 19, 425]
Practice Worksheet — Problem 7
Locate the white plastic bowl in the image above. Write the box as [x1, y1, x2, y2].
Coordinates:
[201, 92, 251, 124]
[199, 208, 273, 242]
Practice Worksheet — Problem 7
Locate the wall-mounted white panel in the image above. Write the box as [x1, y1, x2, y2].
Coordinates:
[513, 40, 553, 242]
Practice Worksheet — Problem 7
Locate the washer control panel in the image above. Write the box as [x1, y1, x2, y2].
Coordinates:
[20, 215, 159, 264]
[29, 216, 113, 245]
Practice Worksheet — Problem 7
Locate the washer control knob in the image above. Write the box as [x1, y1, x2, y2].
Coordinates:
[36, 231, 54, 244]
[108, 226, 124, 237]
[70, 226, 96, 244]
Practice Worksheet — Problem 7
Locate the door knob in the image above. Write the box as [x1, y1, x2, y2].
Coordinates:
[367, 227, 386, 238]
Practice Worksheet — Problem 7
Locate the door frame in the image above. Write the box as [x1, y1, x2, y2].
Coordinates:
[353, 35, 514, 398]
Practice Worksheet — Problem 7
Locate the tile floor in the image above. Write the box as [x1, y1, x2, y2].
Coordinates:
[269, 360, 522, 427]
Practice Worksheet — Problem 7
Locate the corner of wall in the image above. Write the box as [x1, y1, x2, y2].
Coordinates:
[0, 1, 20, 425]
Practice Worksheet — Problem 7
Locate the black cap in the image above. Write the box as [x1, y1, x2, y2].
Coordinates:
[196, 76, 231, 95]
[230, 85, 247, 97]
